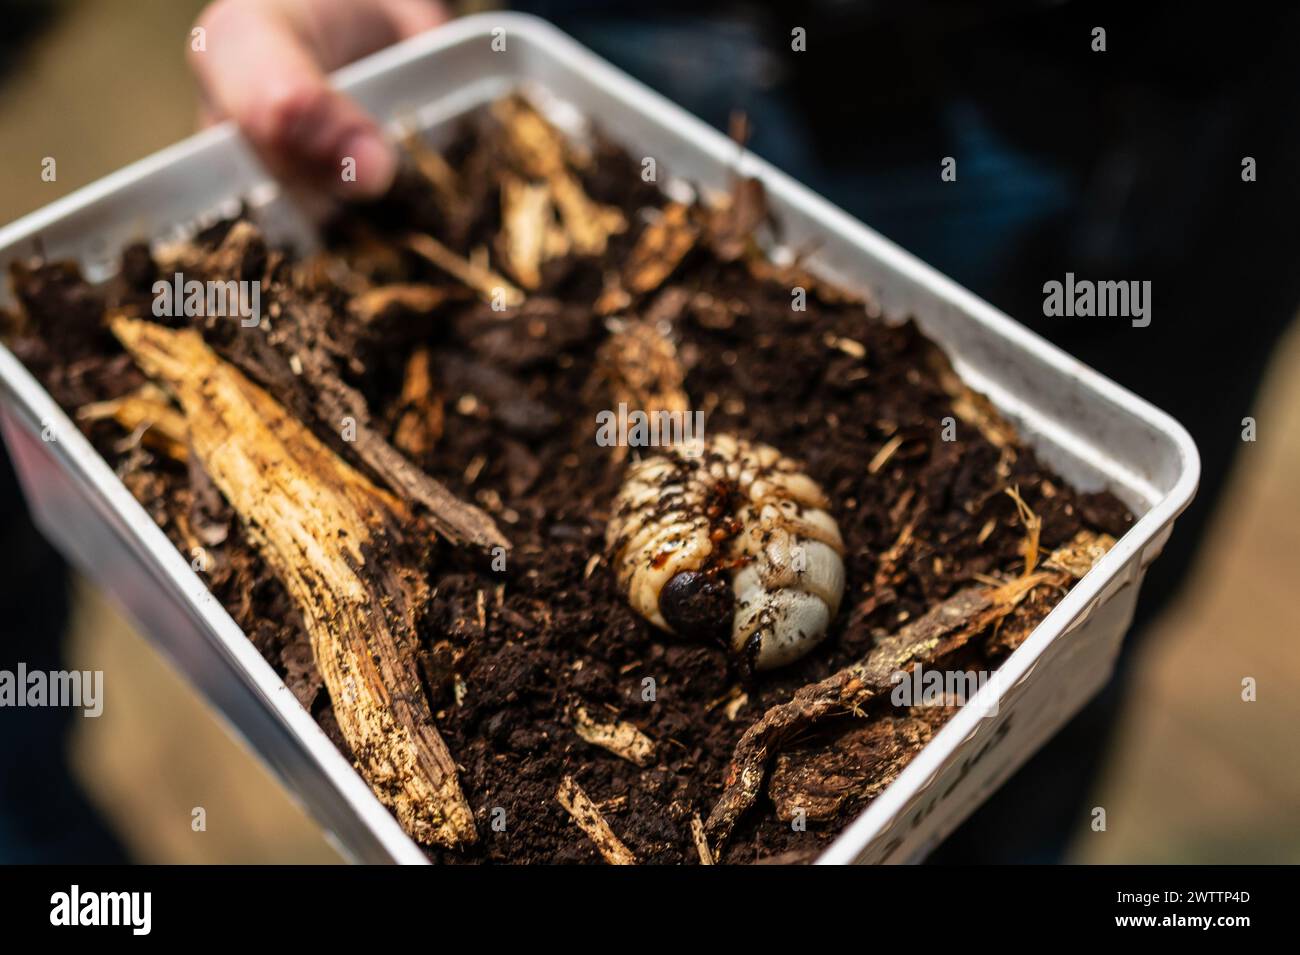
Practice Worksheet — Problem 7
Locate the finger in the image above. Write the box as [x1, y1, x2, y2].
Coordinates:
[191, 0, 444, 198]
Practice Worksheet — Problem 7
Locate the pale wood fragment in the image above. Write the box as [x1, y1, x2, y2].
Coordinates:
[111, 316, 476, 848]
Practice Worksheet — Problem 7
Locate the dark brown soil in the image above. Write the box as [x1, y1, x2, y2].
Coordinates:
[1, 103, 1131, 864]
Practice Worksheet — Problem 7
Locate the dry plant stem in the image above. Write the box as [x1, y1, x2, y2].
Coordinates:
[704, 575, 1047, 852]
[556, 776, 637, 865]
[1005, 485, 1042, 576]
[571, 705, 657, 766]
[110, 316, 477, 848]
[405, 232, 524, 307]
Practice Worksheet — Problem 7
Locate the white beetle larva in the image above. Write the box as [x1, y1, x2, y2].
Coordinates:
[606, 433, 846, 671]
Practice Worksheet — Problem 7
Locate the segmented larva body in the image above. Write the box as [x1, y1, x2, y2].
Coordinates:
[607, 434, 846, 671]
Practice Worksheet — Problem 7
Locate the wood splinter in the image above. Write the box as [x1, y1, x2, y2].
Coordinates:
[557, 776, 637, 865]
[571, 705, 657, 767]
[110, 316, 476, 848]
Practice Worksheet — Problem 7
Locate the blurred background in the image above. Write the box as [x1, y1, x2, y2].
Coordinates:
[0, 0, 1296, 863]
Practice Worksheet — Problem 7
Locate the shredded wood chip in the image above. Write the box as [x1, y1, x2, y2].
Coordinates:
[557, 776, 637, 865]
[599, 319, 692, 417]
[492, 96, 626, 256]
[572, 705, 656, 766]
[498, 174, 569, 290]
[868, 433, 905, 475]
[349, 283, 450, 322]
[623, 202, 699, 295]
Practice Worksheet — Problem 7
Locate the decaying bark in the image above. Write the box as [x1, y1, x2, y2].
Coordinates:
[571, 705, 657, 767]
[705, 529, 1114, 851]
[557, 776, 637, 865]
[157, 218, 507, 553]
[768, 715, 934, 822]
[704, 575, 1045, 851]
[110, 315, 477, 848]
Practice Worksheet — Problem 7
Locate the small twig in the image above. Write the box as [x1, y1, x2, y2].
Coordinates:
[405, 232, 524, 307]
[691, 813, 714, 865]
[557, 776, 637, 865]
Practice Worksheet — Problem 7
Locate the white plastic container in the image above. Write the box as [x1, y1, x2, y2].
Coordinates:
[0, 13, 1198, 864]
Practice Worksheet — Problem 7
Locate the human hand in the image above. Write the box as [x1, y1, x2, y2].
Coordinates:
[189, 0, 449, 198]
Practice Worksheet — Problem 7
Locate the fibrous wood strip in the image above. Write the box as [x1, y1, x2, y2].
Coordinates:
[110, 316, 476, 848]
[704, 575, 1047, 852]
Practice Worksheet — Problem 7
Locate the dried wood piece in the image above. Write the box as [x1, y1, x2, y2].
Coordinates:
[110, 316, 477, 848]
[146, 218, 506, 551]
[392, 346, 444, 458]
[623, 203, 699, 296]
[153, 219, 268, 282]
[492, 96, 626, 256]
[571, 705, 656, 766]
[705, 574, 1049, 852]
[768, 716, 933, 823]
[556, 776, 637, 865]
[349, 283, 451, 324]
[78, 383, 188, 462]
[213, 293, 507, 552]
[598, 319, 692, 417]
[405, 232, 524, 307]
[498, 174, 569, 290]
